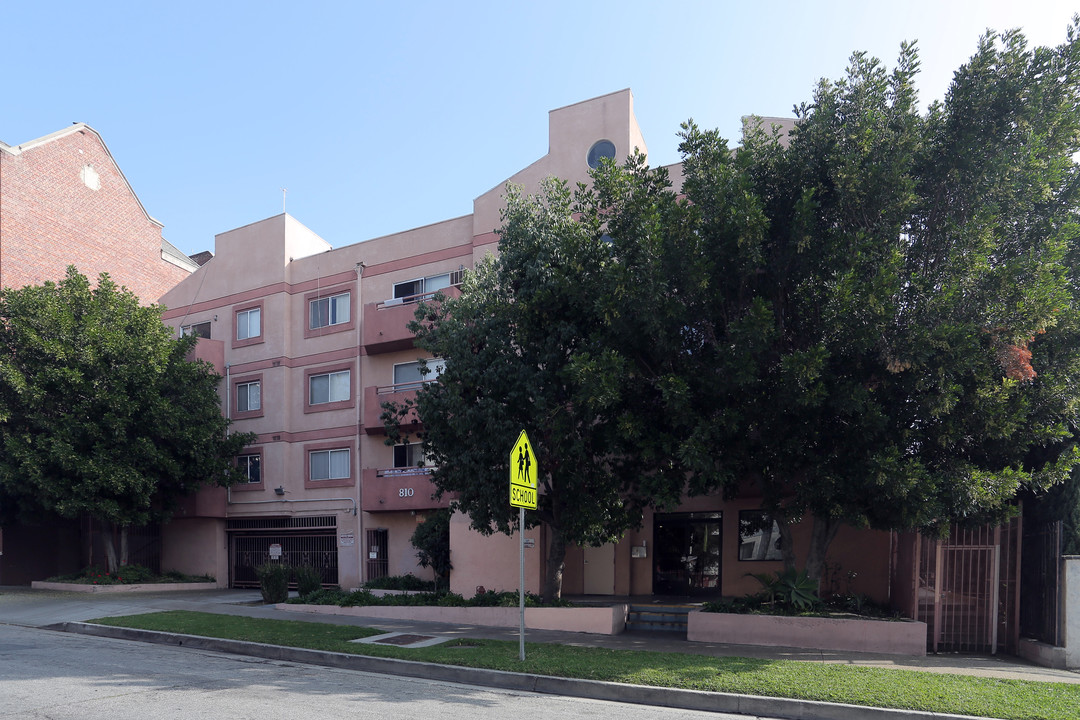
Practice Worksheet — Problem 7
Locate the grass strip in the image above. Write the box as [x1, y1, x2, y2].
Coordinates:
[91, 611, 1079, 720]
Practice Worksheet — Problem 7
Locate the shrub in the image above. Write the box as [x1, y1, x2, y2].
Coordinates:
[255, 563, 290, 604]
[411, 508, 452, 589]
[363, 574, 435, 591]
[115, 564, 155, 583]
[291, 587, 347, 605]
[749, 568, 820, 611]
[292, 565, 323, 598]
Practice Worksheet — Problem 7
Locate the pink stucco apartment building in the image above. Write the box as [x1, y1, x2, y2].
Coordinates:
[158, 90, 893, 602]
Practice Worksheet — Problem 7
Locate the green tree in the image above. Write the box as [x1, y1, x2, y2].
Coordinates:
[410, 508, 453, 590]
[383, 177, 695, 601]
[388, 21, 1080, 596]
[658, 24, 1080, 582]
[0, 267, 255, 571]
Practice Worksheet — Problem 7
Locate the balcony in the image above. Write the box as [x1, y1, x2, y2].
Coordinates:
[362, 285, 461, 355]
[363, 382, 429, 434]
[361, 467, 452, 512]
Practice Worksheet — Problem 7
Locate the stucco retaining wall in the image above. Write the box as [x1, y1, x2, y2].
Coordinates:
[688, 611, 926, 656]
[1066, 556, 1080, 669]
[31, 581, 218, 594]
[279, 602, 629, 635]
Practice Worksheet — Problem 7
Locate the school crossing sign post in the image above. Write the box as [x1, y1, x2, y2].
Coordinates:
[509, 429, 537, 661]
[509, 430, 537, 509]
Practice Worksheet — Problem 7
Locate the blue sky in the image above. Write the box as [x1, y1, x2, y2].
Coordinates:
[2, 1, 1077, 258]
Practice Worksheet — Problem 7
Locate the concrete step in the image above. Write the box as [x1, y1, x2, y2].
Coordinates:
[625, 604, 695, 634]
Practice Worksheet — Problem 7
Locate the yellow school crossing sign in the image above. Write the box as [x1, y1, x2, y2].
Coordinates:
[509, 429, 537, 509]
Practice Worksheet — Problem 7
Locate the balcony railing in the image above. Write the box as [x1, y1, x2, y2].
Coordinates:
[362, 283, 462, 355]
[364, 383, 427, 433]
[375, 466, 437, 477]
[376, 379, 438, 394]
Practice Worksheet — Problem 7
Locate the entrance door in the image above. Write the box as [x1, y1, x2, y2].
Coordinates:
[583, 544, 615, 595]
[653, 512, 722, 596]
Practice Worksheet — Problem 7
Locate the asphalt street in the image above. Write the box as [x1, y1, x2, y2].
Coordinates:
[0, 624, 779, 720]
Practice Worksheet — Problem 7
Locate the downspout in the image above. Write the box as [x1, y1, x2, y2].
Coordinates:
[355, 261, 365, 584]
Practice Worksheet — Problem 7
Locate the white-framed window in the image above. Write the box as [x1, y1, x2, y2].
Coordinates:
[181, 321, 211, 339]
[237, 454, 261, 484]
[393, 273, 452, 302]
[393, 358, 445, 389]
[236, 381, 261, 413]
[309, 370, 350, 405]
[236, 307, 261, 340]
[310, 448, 350, 481]
[309, 292, 350, 329]
[393, 443, 429, 468]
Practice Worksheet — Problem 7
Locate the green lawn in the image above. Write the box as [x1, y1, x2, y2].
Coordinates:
[91, 611, 1079, 720]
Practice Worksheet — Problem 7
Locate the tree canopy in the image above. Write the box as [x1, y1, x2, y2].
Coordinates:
[384, 177, 695, 600]
[0, 267, 255, 570]
[388, 20, 1080, 593]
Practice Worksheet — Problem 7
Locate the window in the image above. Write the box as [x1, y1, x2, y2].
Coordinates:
[738, 511, 783, 561]
[236, 307, 261, 340]
[237, 454, 261, 484]
[236, 381, 261, 413]
[304, 285, 354, 339]
[310, 448, 350, 481]
[393, 358, 445, 390]
[393, 443, 429, 468]
[587, 139, 617, 169]
[392, 273, 453, 302]
[309, 370, 350, 405]
[181, 321, 211, 339]
[309, 292, 350, 329]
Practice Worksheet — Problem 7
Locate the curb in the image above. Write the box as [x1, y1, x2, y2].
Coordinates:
[54, 622, 994, 720]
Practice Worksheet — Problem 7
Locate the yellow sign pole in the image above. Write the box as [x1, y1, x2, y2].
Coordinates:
[509, 429, 537, 661]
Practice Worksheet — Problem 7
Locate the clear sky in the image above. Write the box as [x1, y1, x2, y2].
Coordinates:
[2, 1, 1077, 258]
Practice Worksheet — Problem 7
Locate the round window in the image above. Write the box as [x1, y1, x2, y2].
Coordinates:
[587, 140, 616, 169]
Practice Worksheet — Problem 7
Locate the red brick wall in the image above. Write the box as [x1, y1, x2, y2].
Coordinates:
[0, 126, 190, 303]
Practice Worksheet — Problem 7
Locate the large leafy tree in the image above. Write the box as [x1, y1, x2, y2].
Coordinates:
[654, 24, 1080, 581]
[387, 22, 1080, 596]
[384, 177, 695, 601]
[0, 267, 255, 571]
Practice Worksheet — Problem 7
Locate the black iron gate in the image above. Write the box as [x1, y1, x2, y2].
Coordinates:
[1020, 520, 1061, 646]
[366, 528, 388, 581]
[228, 516, 338, 588]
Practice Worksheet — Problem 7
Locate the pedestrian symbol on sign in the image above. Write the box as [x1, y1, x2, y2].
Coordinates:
[509, 430, 537, 509]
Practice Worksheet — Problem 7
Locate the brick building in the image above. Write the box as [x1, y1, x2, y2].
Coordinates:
[1, 123, 195, 299]
[0, 123, 197, 584]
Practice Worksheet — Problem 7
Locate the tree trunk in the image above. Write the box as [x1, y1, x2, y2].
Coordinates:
[804, 516, 843, 591]
[101, 523, 130, 573]
[775, 516, 797, 572]
[543, 529, 567, 603]
[103, 526, 119, 573]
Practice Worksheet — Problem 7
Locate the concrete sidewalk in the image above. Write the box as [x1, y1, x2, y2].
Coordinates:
[1, 585, 1076, 685]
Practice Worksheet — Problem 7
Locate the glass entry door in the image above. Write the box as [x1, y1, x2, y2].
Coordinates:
[653, 512, 722, 596]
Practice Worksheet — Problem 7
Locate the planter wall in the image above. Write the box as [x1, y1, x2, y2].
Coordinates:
[688, 610, 927, 656]
[280, 602, 629, 635]
[31, 581, 219, 594]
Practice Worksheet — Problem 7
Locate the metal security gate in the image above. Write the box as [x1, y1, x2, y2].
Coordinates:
[366, 528, 388, 581]
[1020, 520, 1062, 646]
[228, 516, 338, 588]
[916, 520, 1020, 654]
